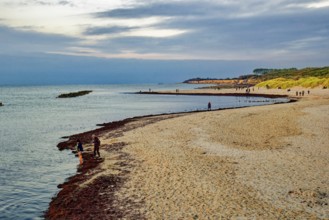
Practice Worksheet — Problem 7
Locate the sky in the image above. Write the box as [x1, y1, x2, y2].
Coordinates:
[0, 0, 328, 85]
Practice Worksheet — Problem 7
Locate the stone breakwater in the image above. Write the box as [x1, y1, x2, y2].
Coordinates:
[57, 90, 92, 98]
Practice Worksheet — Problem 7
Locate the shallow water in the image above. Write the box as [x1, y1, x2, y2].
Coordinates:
[0, 84, 288, 219]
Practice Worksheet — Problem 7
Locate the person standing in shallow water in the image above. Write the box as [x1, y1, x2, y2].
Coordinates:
[208, 102, 211, 111]
[93, 135, 101, 158]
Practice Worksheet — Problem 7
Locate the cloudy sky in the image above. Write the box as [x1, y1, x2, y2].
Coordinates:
[0, 0, 328, 85]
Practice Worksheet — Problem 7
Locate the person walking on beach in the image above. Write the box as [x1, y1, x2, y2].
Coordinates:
[93, 135, 101, 158]
[208, 102, 211, 111]
[76, 139, 84, 165]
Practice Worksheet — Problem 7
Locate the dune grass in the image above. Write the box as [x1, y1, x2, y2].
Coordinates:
[256, 77, 329, 89]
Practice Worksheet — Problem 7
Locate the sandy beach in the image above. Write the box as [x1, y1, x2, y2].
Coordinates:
[46, 88, 329, 219]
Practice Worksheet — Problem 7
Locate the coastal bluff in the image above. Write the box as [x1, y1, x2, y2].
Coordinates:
[57, 90, 92, 98]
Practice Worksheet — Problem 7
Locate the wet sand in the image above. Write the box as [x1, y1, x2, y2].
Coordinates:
[45, 88, 329, 219]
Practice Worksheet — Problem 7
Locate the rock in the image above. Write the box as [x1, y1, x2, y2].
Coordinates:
[57, 90, 92, 98]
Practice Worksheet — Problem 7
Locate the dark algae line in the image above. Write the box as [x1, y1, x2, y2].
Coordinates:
[46, 114, 185, 219]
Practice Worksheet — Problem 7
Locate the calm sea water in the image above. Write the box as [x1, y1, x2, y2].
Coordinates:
[0, 84, 288, 220]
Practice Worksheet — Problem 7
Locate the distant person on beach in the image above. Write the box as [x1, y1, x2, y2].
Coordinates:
[208, 102, 211, 111]
[93, 135, 101, 158]
[76, 140, 84, 165]
[77, 139, 83, 152]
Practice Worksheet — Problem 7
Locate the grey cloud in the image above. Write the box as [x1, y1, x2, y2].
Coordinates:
[94, 2, 230, 18]
[84, 26, 135, 35]
[164, 8, 329, 47]
[4, 0, 328, 64]
[99, 37, 166, 54]
[0, 25, 78, 55]
[58, 1, 70, 5]
[91, 0, 329, 52]
[91, 5, 329, 50]
[26, 0, 52, 6]
[93, 0, 326, 20]
[85, 4, 329, 62]
[11, 0, 75, 7]
[57, 0, 75, 7]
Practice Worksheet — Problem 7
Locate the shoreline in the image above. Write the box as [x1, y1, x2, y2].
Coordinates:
[45, 88, 329, 219]
[56, 90, 295, 152]
[46, 113, 190, 219]
[136, 91, 289, 98]
[134, 92, 289, 98]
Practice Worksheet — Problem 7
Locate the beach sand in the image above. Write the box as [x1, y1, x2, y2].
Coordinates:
[46, 88, 329, 219]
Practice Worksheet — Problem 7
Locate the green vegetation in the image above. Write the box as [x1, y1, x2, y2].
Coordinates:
[252, 68, 298, 75]
[183, 66, 329, 89]
[256, 77, 329, 89]
[57, 90, 92, 98]
[254, 66, 329, 88]
[183, 77, 221, 83]
[252, 66, 329, 81]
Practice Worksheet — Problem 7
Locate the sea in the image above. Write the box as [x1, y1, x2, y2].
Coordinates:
[0, 84, 289, 220]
